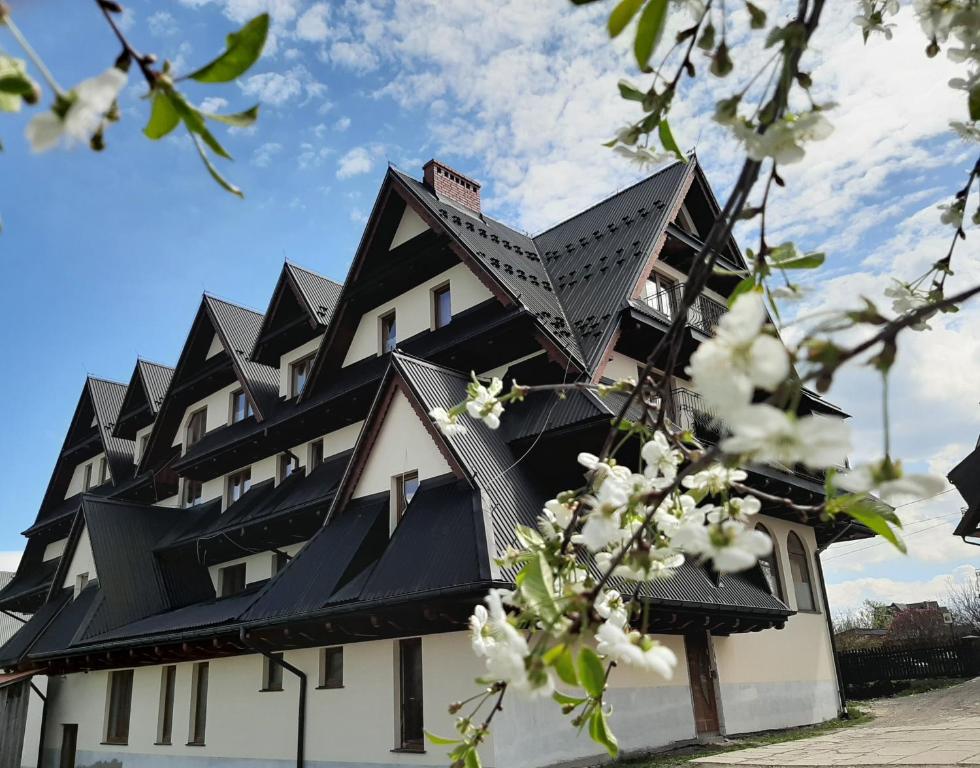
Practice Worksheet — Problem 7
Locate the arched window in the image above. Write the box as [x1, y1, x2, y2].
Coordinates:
[755, 524, 783, 601]
[787, 532, 817, 612]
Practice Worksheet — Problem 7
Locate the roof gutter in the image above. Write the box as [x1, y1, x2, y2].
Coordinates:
[239, 627, 306, 768]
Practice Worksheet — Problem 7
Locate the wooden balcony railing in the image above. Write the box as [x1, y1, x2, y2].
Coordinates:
[640, 284, 727, 335]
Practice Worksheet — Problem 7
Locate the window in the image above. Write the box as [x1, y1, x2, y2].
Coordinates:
[230, 390, 253, 424]
[184, 478, 203, 508]
[755, 524, 783, 601]
[319, 647, 343, 689]
[393, 470, 420, 522]
[273, 551, 289, 576]
[75, 573, 89, 599]
[97, 456, 107, 486]
[787, 532, 817, 612]
[104, 669, 134, 745]
[83, 463, 93, 492]
[432, 284, 452, 329]
[226, 467, 251, 505]
[157, 666, 177, 745]
[309, 439, 324, 469]
[290, 355, 314, 397]
[398, 638, 424, 751]
[262, 653, 284, 692]
[219, 563, 246, 598]
[139, 433, 150, 462]
[645, 272, 677, 319]
[278, 453, 300, 483]
[186, 408, 207, 449]
[380, 310, 397, 354]
[188, 662, 209, 746]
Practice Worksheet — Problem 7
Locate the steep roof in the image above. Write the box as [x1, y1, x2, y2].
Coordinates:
[114, 359, 175, 439]
[288, 263, 343, 325]
[533, 160, 693, 370]
[83, 376, 136, 487]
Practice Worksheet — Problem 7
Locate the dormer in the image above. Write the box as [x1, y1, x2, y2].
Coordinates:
[252, 262, 342, 399]
[113, 359, 174, 465]
[139, 295, 280, 475]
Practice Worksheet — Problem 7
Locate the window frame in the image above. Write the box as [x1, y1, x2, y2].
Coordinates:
[226, 467, 252, 506]
[103, 669, 134, 746]
[188, 662, 209, 746]
[318, 646, 344, 689]
[185, 407, 207, 450]
[138, 433, 150, 463]
[431, 283, 452, 330]
[156, 665, 177, 746]
[644, 271, 678, 319]
[787, 531, 818, 613]
[262, 652, 284, 693]
[754, 523, 784, 602]
[83, 462, 93, 492]
[290, 354, 315, 398]
[183, 478, 204, 508]
[308, 439, 324, 470]
[229, 389, 253, 425]
[218, 563, 247, 598]
[97, 456, 107, 486]
[379, 310, 397, 355]
[396, 637, 424, 752]
[278, 453, 301, 483]
[393, 470, 420, 523]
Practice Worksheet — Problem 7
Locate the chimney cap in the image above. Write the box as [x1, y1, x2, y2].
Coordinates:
[423, 159, 482, 214]
[422, 159, 482, 190]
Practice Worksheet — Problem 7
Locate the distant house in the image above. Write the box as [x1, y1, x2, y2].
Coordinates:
[0, 158, 873, 768]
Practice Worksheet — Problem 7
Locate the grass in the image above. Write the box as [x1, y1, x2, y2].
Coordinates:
[848, 676, 966, 702]
[619, 706, 873, 768]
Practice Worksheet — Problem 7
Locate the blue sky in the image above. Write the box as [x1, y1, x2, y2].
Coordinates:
[0, 0, 977, 613]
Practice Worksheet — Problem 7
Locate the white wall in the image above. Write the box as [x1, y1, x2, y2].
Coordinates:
[207, 541, 306, 592]
[42, 538, 67, 562]
[712, 515, 840, 734]
[342, 263, 493, 366]
[390, 207, 429, 251]
[601, 351, 642, 384]
[41, 633, 491, 768]
[64, 453, 107, 497]
[60, 526, 97, 591]
[171, 382, 242, 451]
[134, 424, 154, 465]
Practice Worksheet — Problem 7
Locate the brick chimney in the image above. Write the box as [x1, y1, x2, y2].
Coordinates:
[423, 159, 481, 214]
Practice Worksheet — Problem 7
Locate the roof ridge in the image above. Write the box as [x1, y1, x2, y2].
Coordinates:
[391, 350, 471, 380]
[137, 358, 175, 371]
[86, 375, 128, 388]
[531, 159, 686, 240]
[286, 261, 343, 288]
[203, 292, 266, 318]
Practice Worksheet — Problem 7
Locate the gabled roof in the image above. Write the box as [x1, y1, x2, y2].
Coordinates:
[114, 359, 174, 439]
[533, 159, 693, 371]
[252, 262, 342, 366]
[83, 377, 135, 487]
[949, 442, 980, 539]
[138, 295, 280, 474]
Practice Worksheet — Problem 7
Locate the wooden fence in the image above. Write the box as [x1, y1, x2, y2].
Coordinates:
[839, 639, 980, 684]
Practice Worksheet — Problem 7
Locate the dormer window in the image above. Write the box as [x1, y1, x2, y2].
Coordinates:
[83, 463, 93, 492]
[219, 563, 246, 597]
[184, 478, 203, 508]
[309, 439, 324, 469]
[393, 470, 419, 522]
[380, 311, 397, 354]
[186, 407, 207, 449]
[290, 355, 314, 398]
[226, 468, 251, 505]
[138, 433, 150, 463]
[432, 284, 452, 329]
[75, 572, 89, 598]
[97, 456, 107, 486]
[278, 453, 300, 483]
[230, 390, 253, 424]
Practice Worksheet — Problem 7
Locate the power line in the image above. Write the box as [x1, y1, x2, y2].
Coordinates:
[823, 512, 962, 561]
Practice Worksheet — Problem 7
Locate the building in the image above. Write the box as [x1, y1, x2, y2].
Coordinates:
[0, 157, 869, 768]
[949, 437, 980, 545]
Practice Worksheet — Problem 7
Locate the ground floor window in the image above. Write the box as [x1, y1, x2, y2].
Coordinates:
[398, 638, 424, 751]
[189, 662, 209, 746]
[263, 653, 284, 692]
[157, 665, 177, 745]
[104, 669, 134, 745]
[788, 531, 818, 612]
[319, 646, 343, 689]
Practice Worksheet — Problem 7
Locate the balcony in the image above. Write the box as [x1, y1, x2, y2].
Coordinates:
[640, 284, 727, 336]
[668, 386, 721, 442]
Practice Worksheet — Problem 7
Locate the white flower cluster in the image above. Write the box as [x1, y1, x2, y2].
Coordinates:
[687, 292, 851, 471]
[594, 589, 677, 677]
[429, 376, 508, 438]
[27, 67, 127, 152]
[732, 111, 834, 165]
[884, 280, 934, 331]
[469, 589, 545, 696]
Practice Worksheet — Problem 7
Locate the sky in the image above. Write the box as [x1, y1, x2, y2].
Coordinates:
[0, 0, 977, 616]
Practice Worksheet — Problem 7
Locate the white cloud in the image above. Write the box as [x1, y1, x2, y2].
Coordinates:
[298, 143, 332, 170]
[0, 551, 21, 573]
[252, 142, 283, 167]
[296, 2, 331, 42]
[350, 207, 367, 223]
[198, 96, 229, 113]
[827, 564, 978, 615]
[336, 145, 375, 179]
[329, 41, 380, 72]
[238, 65, 325, 107]
[333, 116, 351, 132]
[147, 10, 179, 36]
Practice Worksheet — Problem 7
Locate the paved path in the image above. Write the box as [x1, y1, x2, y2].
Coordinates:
[694, 678, 980, 767]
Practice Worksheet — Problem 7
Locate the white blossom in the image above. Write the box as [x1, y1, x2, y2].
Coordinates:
[595, 621, 677, 677]
[595, 590, 629, 628]
[465, 377, 505, 429]
[653, 493, 708, 534]
[708, 495, 761, 523]
[884, 281, 933, 331]
[429, 406, 467, 437]
[682, 465, 748, 495]
[722, 404, 851, 470]
[686, 292, 790, 414]
[27, 67, 127, 152]
[672, 519, 773, 573]
[735, 111, 834, 165]
[469, 590, 551, 697]
[642, 431, 682, 482]
[838, 463, 946, 504]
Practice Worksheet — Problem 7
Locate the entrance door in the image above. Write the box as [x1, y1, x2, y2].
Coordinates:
[59, 724, 78, 768]
[685, 631, 721, 737]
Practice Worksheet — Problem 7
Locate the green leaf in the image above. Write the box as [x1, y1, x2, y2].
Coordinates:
[843, 499, 906, 553]
[576, 647, 606, 698]
[776, 252, 825, 270]
[144, 90, 181, 140]
[634, 0, 668, 69]
[589, 707, 619, 758]
[202, 103, 260, 127]
[617, 79, 646, 102]
[969, 82, 980, 122]
[545, 644, 579, 687]
[464, 747, 482, 768]
[553, 690, 587, 707]
[728, 278, 757, 307]
[608, 0, 645, 38]
[658, 118, 684, 161]
[517, 551, 560, 623]
[185, 13, 269, 83]
[189, 132, 244, 198]
[0, 75, 35, 96]
[169, 90, 232, 159]
[425, 731, 462, 746]
[745, 1, 767, 28]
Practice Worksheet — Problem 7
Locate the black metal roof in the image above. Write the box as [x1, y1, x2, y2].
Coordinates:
[0, 557, 60, 614]
[949, 442, 980, 538]
[86, 376, 137, 487]
[114, 360, 174, 439]
[288, 262, 343, 327]
[0, 590, 71, 667]
[30, 582, 103, 657]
